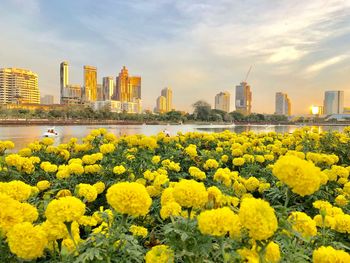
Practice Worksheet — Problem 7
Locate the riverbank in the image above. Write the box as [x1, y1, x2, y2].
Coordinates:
[1, 118, 350, 126]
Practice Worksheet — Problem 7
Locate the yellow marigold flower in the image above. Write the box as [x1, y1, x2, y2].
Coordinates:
[41, 137, 54, 146]
[113, 165, 126, 175]
[147, 185, 162, 197]
[265, 241, 281, 263]
[184, 144, 198, 157]
[264, 154, 275, 161]
[129, 225, 148, 238]
[161, 187, 175, 206]
[258, 182, 271, 193]
[78, 215, 98, 227]
[106, 182, 152, 217]
[152, 155, 161, 164]
[20, 202, 39, 223]
[207, 186, 223, 207]
[238, 247, 259, 263]
[335, 195, 348, 207]
[68, 162, 84, 175]
[313, 246, 350, 263]
[197, 207, 241, 238]
[213, 168, 232, 187]
[153, 173, 169, 187]
[76, 183, 98, 202]
[239, 197, 278, 240]
[6, 222, 48, 260]
[84, 164, 102, 174]
[272, 155, 323, 196]
[244, 177, 260, 192]
[105, 132, 117, 142]
[0, 180, 33, 201]
[62, 238, 76, 253]
[233, 181, 247, 197]
[99, 143, 115, 154]
[188, 166, 206, 180]
[56, 189, 72, 198]
[145, 245, 174, 263]
[0, 193, 24, 233]
[3, 140, 15, 149]
[232, 157, 245, 166]
[93, 182, 106, 194]
[160, 201, 182, 219]
[203, 159, 219, 170]
[255, 155, 265, 163]
[41, 220, 68, 241]
[288, 212, 317, 238]
[221, 154, 229, 163]
[334, 214, 350, 233]
[172, 179, 208, 209]
[313, 215, 335, 229]
[45, 196, 86, 223]
[18, 147, 32, 157]
[232, 148, 243, 157]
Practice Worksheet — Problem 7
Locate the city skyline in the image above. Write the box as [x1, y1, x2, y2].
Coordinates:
[0, 0, 350, 113]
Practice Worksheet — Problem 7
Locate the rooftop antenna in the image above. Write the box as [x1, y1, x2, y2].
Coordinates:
[244, 65, 253, 82]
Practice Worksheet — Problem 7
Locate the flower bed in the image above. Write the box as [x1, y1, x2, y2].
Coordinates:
[1, 127, 350, 262]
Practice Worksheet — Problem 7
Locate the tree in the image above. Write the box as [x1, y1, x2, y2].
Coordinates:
[229, 111, 245, 122]
[192, 100, 211, 121]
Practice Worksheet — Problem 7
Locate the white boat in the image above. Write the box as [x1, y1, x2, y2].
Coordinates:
[43, 128, 59, 137]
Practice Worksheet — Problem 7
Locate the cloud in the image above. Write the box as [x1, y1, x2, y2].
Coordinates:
[306, 55, 349, 73]
[267, 46, 305, 63]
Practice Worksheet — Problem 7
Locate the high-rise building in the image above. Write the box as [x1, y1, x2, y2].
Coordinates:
[130, 76, 141, 100]
[215, 91, 230, 112]
[41, 95, 54, 104]
[84, 65, 97, 102]
[116, 66, 141, 102]
[61, 84, 82, 104]
[0, 68, 40, 104]
[324, 91, 344, 115]
[156, 96, 167, 113]
[60, 62, 69, 103]
[161, 87, 173, 112]
[235, 82, 252, 115]
[60, 61, 83, 104]
[275, 92, 291, 116]
[97, 84, 103, 101]
[102, 77, 114, 100]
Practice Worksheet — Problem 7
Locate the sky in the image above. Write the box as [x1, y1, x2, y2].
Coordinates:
[0, 0, 350, 114]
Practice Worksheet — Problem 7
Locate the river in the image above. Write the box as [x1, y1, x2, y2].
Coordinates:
[0, 124, 346, 151]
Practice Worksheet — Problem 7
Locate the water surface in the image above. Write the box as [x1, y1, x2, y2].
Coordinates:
[0, 124, 346, 151]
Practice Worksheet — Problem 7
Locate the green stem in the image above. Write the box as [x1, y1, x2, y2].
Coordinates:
[284, 187, 290, 208]
[220, 238, 227, 263]
[65, 222, 78, 249]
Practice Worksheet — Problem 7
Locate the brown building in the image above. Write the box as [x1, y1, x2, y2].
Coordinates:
[116, 66, 141, 102]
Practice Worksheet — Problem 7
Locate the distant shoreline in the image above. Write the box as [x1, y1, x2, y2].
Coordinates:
[0, 119, 350, 126]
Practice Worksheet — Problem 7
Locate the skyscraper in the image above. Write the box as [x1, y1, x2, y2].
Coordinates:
[116, 66, 141, 102]
[97, 84, 103, 101]
[130, 76, 141, 100]
[156, 96, 167, 113]
[324, 91, 344, 115]
[235, 82, 252, 115]
[102, 76, 114, 100]
[161, 87, 173, 112]
[0, 68, 40, 104]
[215, 91, 230, 112]
[84, 65, 97, 102]
[60, 62, 69, 103]
[275, 92, 291, 116]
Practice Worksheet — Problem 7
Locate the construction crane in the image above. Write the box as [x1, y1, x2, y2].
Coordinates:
[244, 65, 253, 82]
